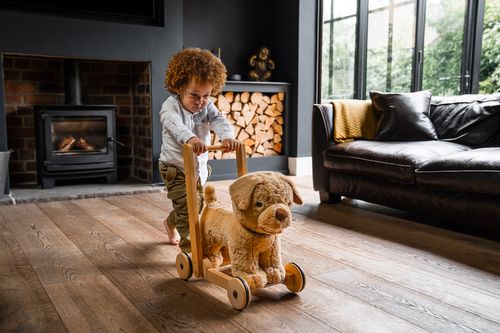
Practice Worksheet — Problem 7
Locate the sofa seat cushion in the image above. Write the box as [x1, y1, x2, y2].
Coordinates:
[416, 147, 500, 195]
[324, 140, 470, 184]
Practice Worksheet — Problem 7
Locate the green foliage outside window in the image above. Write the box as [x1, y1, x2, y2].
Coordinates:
[321, 0, 499, 99]
[422, 0, 465, 96]
[479, 0, 500, 93]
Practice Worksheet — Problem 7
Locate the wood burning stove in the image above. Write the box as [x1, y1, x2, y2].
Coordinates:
[34, 105, 118, 188]
[33, 59, 119, 188]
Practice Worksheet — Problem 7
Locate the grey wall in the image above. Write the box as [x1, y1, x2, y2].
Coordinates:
[253, 0, 317, 158]
[183, 0, 317, 158]
[183, 0, 271, 79]
[0, 0, 318, 189]
[0, 0, 183, 184]
[296, 0, 318, 157]
[267, 0, 301, 156]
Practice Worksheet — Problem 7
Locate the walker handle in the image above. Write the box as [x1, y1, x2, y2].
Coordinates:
[206, 143, 248, 176]
[206, 144, 226, 151]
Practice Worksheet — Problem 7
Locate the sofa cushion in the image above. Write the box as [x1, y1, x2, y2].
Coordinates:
[370, 90, 437, 141]
[324, 140, 470, 184]
[416, 147, 500, 195]
[430, 93, 500, 147]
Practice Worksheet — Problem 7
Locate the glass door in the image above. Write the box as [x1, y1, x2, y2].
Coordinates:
[366, 0, 417, 97]
[321, 1, 358, 100]
[319, 0, 490, 99]
[421, 0, 468, 95]
[479, 0, 500, 93]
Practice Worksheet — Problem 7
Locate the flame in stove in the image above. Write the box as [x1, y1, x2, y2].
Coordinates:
[51, 118, 106, 154]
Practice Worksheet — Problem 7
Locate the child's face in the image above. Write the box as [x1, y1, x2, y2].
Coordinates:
[179, 80, 213, 114]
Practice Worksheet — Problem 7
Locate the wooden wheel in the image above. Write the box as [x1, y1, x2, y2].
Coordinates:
[227, 277, 251, 310]
[284, 262, 306, 293]
[176, 252, 193, 281]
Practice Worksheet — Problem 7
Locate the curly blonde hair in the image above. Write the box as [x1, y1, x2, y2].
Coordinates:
[165, 47, 227, 96]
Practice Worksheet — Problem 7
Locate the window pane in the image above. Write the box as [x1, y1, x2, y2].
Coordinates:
[366, 0, 416, 97]
[321, 1, 357, 101]
[422, 0, 466, 95]
[479, 0, 500, 94]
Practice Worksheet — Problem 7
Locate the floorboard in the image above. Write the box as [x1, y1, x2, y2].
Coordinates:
[1, 175, 499, 332]
[0, 216, 67, 333]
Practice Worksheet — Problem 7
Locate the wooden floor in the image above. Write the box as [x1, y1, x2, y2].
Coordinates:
[1, 175, 500, 333]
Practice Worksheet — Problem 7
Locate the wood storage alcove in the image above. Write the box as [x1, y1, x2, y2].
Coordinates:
[207, 81, 290, 180]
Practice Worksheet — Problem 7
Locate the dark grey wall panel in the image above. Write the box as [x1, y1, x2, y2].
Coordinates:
[183, 0, 317, 158]
[1, 0, 318, 191]
[296, 0, 317, 157]
[0, 1, 183, 184]
[183, 0, 272, 80]
[267, 0, 300, 156]
[267, 0, 316, 158]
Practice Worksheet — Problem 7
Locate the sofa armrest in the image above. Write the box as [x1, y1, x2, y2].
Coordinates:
[312, 104, 334, 193]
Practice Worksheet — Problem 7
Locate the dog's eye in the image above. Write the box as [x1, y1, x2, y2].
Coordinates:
[255, 201, 263, 208]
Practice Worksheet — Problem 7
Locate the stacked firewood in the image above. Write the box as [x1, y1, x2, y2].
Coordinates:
[209, 91, 285, 159]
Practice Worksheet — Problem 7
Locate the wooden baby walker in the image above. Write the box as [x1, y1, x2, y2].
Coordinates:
[175, 143, 306, 310]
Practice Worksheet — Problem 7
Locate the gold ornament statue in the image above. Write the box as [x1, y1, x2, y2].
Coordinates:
[248, 47, 275, 81]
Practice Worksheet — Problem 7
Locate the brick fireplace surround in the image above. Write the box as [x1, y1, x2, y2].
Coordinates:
[3, 54, 153, 186]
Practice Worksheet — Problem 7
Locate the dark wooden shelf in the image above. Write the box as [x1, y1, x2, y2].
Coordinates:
[224, 81, 291, 93]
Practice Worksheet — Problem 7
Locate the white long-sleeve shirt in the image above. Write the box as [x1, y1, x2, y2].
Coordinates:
[159, 95, 234, 184]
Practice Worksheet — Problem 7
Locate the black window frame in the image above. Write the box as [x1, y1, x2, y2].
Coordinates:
[317, 0, 486, 102]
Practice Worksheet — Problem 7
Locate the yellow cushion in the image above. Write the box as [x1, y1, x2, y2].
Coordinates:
[331, 100, 378, 143]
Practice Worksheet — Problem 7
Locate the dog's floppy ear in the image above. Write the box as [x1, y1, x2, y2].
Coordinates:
[229, 173, 263, 210]
[275, 173, 303, 205]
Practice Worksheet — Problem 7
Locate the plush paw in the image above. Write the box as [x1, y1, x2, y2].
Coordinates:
[241, 271, 267, 289]
[207, 254, 223, 268]
[264, 266, 285, 284]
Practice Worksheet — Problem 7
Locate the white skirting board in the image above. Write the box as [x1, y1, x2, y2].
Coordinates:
[288, 157, 312, 176]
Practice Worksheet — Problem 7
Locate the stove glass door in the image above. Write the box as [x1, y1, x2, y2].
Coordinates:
[51, 116, 108, 156]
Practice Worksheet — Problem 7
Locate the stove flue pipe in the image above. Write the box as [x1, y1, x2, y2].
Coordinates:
[64, 59, 82, 105]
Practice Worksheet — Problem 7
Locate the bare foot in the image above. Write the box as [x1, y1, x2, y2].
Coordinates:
[164, 219, 180, 245]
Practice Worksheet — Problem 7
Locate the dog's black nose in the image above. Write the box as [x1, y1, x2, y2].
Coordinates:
[275, 207, 288, 221]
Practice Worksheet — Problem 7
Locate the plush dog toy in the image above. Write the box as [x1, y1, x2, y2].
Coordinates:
[201, 171, 303, 289]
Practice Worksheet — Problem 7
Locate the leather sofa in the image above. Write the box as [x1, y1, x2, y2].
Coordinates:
[312, 92, 500, 239]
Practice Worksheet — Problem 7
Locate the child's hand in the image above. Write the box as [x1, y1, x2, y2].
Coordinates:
[187, 137, 207, 155]
[222, 138, 241, 152]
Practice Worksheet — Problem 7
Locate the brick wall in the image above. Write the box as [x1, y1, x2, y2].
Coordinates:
[3, 54, 152, 186]
[131, 63, 152, 181]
